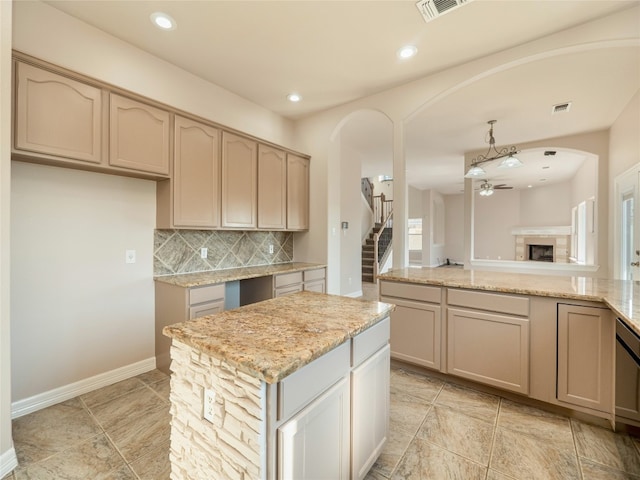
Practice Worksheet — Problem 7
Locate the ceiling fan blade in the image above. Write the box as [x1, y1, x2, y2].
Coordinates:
[494, 184, 513, 189]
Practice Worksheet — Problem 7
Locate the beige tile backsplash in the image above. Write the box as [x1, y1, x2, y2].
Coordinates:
[154, 230, 294, 276]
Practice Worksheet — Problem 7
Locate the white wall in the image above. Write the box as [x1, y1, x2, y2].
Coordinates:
[9, 0, 297, 406]
[609, 90, 640, 277]
[340, 143, 363, 296]
[294, 7, 638, 281]
[444, 194, 464, 264]
[519, 181, 572, 227]
[12, 1, 294, 148]
[465, 130, 611, 275]
[11, 163, 156, 402]
[421, 190, 445, 266]
[0, 0, 16, 475]
[474, 189, 520, 261]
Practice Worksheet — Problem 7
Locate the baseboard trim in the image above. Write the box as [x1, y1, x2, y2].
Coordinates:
[11, 357, 157, 419]
[0, 446, 18, 477]
[344, 290, 364, 298]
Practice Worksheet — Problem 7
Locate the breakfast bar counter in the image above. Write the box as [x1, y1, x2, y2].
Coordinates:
[378, 267, 640, 335]
[163, 291, 395, 480]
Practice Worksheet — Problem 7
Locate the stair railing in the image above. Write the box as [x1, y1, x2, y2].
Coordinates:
[373, 207, 393, 280]
[372, 193, 393, 225]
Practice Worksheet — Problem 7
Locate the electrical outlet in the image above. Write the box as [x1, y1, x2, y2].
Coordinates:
[269, 244, 274, 254]
[125, 250, 136, 264]
[200, 247, 208, 259]
[203, 388, 215, 423]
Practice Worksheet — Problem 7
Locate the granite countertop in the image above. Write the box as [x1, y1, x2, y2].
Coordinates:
[163, 291, 395, 383]
[379, 267, 640, 336]
[154, 262, 325, 288]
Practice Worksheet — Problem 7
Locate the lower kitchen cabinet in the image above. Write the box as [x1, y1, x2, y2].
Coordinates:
[557, 303, 614, 413]
[275, 317, 390, 480]
[277, 377, 350, 480]
[447, 307, 529, 394]
[155, 282, 225, 373]
[380, 281, 442, 370]
[351, 344, 390, 480]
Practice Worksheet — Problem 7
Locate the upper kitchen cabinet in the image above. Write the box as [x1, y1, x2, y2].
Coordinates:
[158, 115, 220, 229]
[221, 132, 258, 229]
[109, 93, 170, 176]
[258, 144, 287, 230]
[14, 61, 103, 165]
[287, 154, 310, 230]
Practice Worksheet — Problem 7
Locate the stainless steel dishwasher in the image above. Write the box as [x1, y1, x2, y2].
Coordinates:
[616, 318, 640, 424]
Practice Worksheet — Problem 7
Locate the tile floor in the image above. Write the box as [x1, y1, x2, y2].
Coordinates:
[5, 365, 640, 480]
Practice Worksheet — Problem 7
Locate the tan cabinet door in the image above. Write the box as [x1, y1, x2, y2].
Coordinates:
[109, 93, 170, 175]
[389, 299, 441, 370]
[287, 154, 310, 230]
[258, 144, 287, 229]
[173, 116, 220, 228]
[557, 304, 613, 413]
[221, 132, 257, 228]
[447, 307, 529, 394]
[14, 62, 102, 164]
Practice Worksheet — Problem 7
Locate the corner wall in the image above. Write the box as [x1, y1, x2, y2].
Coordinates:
[0, 0, 16, 475]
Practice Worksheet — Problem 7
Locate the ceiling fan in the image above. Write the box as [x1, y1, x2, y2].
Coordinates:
[477, 180, 513, 196]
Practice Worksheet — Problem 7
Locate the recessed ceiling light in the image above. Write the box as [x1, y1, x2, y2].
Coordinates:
[287, 93, 302, 103]
[527, 185, 533, 188]
[397, 45, 418, 59]
[150, 12, 176, 30]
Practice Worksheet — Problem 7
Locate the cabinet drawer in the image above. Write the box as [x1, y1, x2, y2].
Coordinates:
[189, 283, 225, 305]
[275, 284, 303, 298]
[304, 280, 325, 293]
[380, 281, 441, 304]
[278, 341, 350, 420]
[352, 317, 390, 367]
[304, 268, 325, 282]
[275, 271, 303, 288]
[447, 288, 529, 317]
[189, 300, 224, 319]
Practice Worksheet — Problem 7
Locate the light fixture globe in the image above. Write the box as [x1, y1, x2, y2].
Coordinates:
[464, 164, 486, 178]
[498, 154, 523, 169]
[478, 180, 494, 197]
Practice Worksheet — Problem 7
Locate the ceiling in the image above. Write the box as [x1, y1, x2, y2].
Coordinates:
[44, 0, 640, 194]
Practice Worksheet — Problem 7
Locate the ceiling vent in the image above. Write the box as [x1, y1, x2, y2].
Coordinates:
[544, 151, 557, 156]
[416, 0, 470, 22]
[552, 102, 572, 114]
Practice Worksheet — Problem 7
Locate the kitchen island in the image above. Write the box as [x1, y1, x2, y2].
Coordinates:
[378, 267, 640, 428]
[163, 291, 394, 480]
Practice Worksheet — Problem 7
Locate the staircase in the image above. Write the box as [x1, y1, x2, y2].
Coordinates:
[362, 223, 392, 283]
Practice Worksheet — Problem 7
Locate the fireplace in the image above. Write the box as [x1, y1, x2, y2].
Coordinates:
[529, 244, 554, 262]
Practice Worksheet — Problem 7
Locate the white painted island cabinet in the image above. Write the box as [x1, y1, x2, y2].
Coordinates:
[163, 293, 393, 480]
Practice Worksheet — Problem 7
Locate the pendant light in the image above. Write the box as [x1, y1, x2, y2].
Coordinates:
[465, 120, 521, 178]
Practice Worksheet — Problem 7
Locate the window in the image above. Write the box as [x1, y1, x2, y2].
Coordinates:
[408, 218, 422, 251]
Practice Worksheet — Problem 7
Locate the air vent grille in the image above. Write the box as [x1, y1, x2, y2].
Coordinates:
[552, 102, 572, 114]
[544, 151, 557, 156]
[416, 0, 469, 22]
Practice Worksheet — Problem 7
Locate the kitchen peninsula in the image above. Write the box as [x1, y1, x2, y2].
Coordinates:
[163, 291, 394, 480]
[378, 267, 640, 427]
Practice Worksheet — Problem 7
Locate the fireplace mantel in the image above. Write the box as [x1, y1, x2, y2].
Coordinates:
[511, 226, 572, 236]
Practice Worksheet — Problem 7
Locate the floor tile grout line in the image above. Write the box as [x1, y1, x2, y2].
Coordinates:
[485, 396, 503, 475]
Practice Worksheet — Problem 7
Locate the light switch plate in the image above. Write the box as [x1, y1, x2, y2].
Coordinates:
[203, 388, 215, 423]
[125, 250, 136, 264]
[200, 247, 208, 259]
